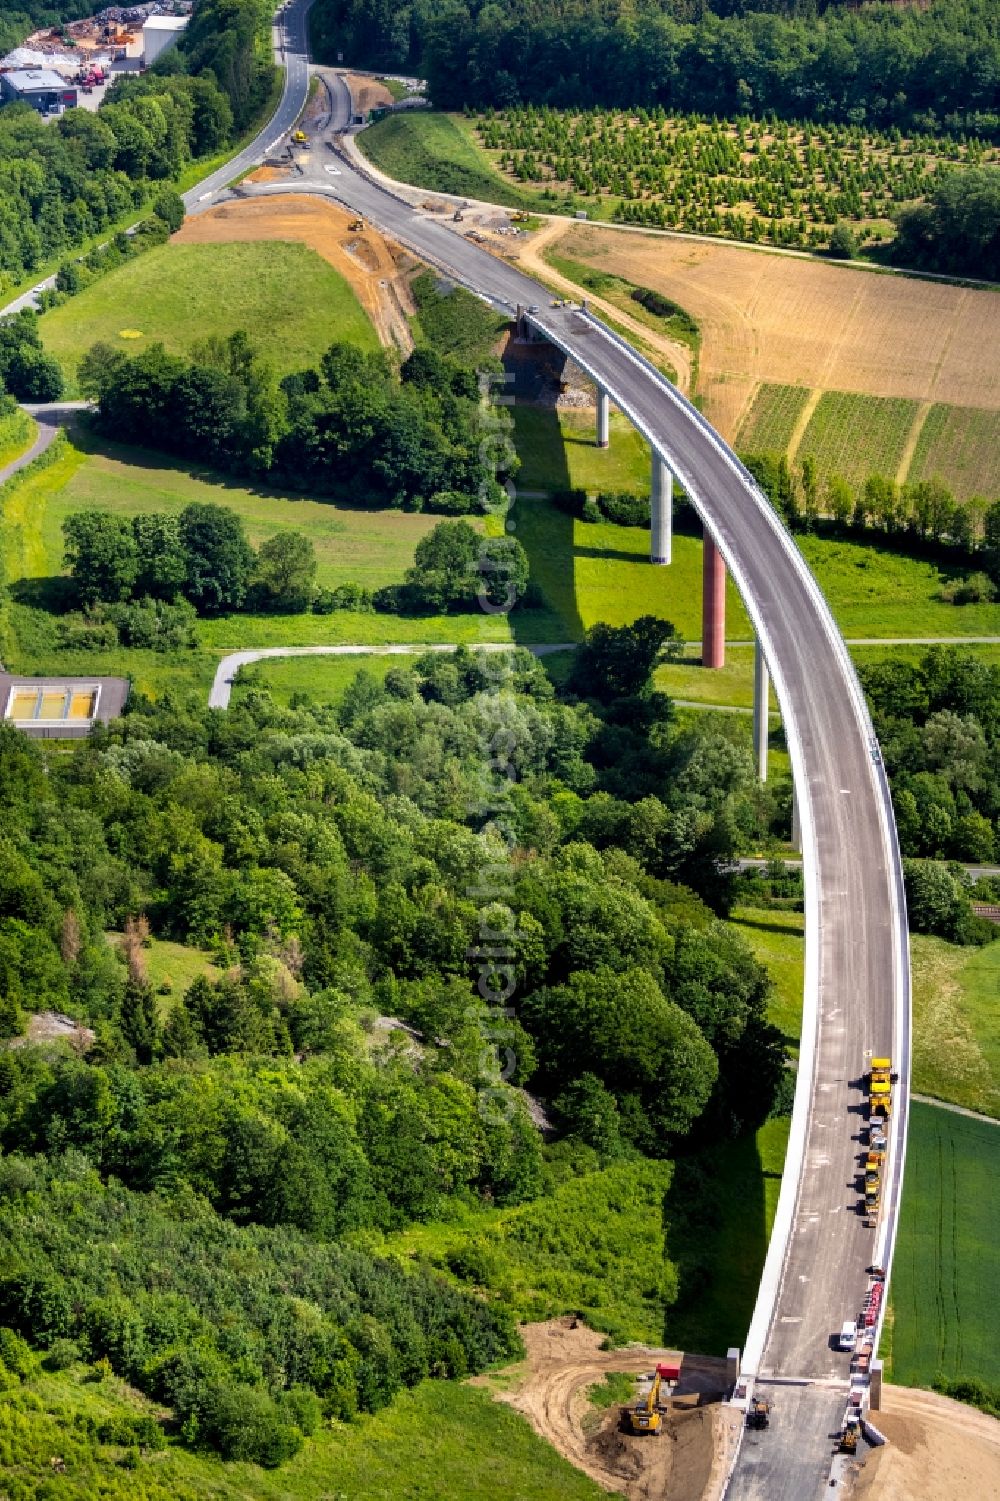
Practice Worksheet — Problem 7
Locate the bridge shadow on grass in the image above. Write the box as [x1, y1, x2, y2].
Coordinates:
[506, 408, 584, 652]
[662, 1132, 774, 1357]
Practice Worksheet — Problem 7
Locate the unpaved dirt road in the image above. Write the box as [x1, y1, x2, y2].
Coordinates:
[848, 1384, 1000, 1500]
[174, 195, 416, 353]
[473, 1319, 732, 1500]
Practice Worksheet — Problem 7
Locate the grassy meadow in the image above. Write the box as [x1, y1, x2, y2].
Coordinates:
[886, 1102, 998, 1389]
[910, 935, 1000, 1119]
[39, 242, 377, 393]
[359, 110, 530, 208]
[0, 1368, 607, 1501]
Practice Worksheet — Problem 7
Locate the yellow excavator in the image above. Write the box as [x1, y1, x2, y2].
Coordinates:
[622, 1362, 680, 1435]
[624, 1370, 664, 1435]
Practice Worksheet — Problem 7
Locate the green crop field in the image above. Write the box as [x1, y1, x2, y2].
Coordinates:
[360, 111, 531, 209]
[39, 242, 377, 394]
[887, 1102, 998, 1388]
[737, 384, 813, 455]
[907, 403, 1000, 501]
[910, 935, 1000, 1118]
[0, 1369, 606, 1501]
[796, 391, 920, 485]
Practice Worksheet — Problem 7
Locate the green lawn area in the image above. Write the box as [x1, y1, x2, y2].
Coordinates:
[907, 402, 1000, 501]
[4, 1369, 606, 1501]
[730, 905, 806, 1049]
[232, 651, 401, 707]
[513, 406, 652, 493]
[39, 242, 377, 394]
[736, 383, 813, 454]
[798, 534, 1000, 638]
[3, 430, 445, 594]
[795, 391, 919, 486]
[886, 1101, 998, 1388]
[360, 111, 531, 208]
[910, 935, 1000, 1118]
[0, 406, 35, 469]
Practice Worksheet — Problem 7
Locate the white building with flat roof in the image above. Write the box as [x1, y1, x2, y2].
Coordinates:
[142, 15, 188, 66]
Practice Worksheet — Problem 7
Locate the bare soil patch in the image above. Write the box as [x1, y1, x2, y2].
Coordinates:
[174, 196, 416, 353]
[346, 73, 395, 115]
[473, 1318, 730, 1499]
[548, 226, 1000, 440]
[849, 1385, 1000, 1501]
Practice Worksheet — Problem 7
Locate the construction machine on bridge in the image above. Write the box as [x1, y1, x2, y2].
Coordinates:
[746, 1396, 771, 1430]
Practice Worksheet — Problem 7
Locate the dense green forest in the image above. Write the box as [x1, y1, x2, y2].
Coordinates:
[0, 628, 789, 1463]
[0, 0, 272, 295]
[861, 647, 1000, 871]
[313, 0, 1000, 134]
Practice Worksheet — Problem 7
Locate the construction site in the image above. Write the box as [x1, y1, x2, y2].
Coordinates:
[0, 3, 189, 110]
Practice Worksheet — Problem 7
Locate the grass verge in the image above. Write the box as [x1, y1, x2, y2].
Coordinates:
[359, 112, 531, 208]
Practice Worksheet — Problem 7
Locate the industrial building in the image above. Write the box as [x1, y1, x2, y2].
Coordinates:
[0, 675, 129, 739]
[142, 14, 188, 65]
[0, 68, 77, 113]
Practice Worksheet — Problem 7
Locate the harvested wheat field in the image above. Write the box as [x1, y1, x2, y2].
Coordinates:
[546, 225, 1000, 440]
[471, 1318, 737, 1501]
[848, 1385, 1000, 1500]
[174, 195, 416, 352]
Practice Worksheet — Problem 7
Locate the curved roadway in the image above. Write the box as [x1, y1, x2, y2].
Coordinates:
[177, 11, 913, 1496]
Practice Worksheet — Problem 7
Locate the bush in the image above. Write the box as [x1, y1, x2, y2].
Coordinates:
[828, 222, 858, 259]
[425, 489, 476, 515]
[197, 1381, 303, 1467]
[938, 571, 996, 605]
[313, 582, 375, 613]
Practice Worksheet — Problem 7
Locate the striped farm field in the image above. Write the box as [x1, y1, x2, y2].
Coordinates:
[796, 392, 919, 485]
[887, 1102, 998, 1389]
[907, 403, 1000, 500]
[737, 384, 812, 454]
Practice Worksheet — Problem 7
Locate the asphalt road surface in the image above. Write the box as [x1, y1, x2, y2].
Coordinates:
[160, 16, 912, 1495]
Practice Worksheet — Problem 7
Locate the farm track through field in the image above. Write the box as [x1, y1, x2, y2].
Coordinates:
[895, 402, 933, 484]
[786, 389, 822, 464]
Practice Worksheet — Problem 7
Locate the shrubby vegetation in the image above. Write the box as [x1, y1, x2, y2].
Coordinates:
[314, 0, 1000, 137]
[0, 626, 790, 1459]
[0, 308, 63, 401]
